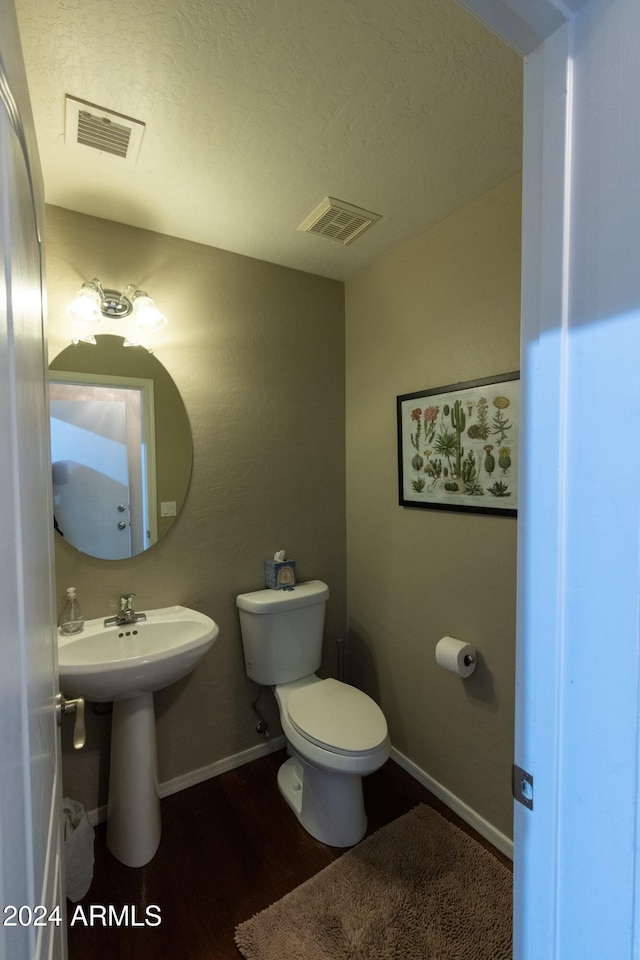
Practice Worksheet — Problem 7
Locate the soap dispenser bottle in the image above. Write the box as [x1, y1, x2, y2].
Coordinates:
[60, 586, 84, 635]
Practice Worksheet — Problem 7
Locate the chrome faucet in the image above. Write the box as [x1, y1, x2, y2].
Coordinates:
[104, 593, 147, 627]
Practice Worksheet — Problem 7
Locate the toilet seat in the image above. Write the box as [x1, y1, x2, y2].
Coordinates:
[287, 678, 387, 754]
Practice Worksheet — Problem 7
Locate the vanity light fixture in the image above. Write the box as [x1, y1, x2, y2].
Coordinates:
[66, 278, 168, 333]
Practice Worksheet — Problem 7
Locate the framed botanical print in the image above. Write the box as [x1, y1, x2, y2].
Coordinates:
[397, 372, 519, 516]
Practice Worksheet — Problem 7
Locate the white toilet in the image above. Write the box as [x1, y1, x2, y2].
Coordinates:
[236, 580, 390, 847]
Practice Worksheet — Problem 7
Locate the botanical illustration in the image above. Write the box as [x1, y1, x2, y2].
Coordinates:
[397, 373, 519, 515]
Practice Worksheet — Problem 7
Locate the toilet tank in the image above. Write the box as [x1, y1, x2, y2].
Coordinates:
[236, 580, 330, 685]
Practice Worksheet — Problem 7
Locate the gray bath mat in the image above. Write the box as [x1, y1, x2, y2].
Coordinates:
[235, 803, 512, 959]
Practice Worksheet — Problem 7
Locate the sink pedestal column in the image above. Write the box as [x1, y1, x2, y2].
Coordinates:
[106, 692, 161, 867]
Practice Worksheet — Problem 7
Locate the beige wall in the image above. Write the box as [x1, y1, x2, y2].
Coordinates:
[49, 175, 520, 837]
[345, 175, 521, 837]
[46, 206, 346, 812]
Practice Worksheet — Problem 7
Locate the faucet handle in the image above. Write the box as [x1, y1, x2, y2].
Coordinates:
[119, 593, 136, 610]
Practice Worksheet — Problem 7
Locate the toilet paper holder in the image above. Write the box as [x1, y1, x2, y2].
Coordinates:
[435, 636, 478, 678]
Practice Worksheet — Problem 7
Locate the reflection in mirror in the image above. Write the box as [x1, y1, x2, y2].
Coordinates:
[50, 373, 157, 558]
[49, 335, 192, 561]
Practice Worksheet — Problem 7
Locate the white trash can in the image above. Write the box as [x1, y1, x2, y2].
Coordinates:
[62, 797, 94, 902]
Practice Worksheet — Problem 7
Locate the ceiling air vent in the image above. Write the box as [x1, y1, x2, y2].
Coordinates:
[65, 96, 145, 164]
[298, 197, 382, 245]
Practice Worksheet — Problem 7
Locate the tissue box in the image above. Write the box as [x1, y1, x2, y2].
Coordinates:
[264, 558, 296, 590]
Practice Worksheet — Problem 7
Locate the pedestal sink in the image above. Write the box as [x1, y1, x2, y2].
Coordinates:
[58, 605, 219, 868]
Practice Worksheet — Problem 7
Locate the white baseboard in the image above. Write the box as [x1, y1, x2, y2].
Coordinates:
[390, 746, 513, 861]
[87, 806, 106, 827]
[87, 735, 286, 826]
[87, 736, 513, 864]
[158, 736, 287, 800]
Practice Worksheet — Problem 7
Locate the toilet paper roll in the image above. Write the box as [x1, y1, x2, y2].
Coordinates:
[435, 636, 477, 678]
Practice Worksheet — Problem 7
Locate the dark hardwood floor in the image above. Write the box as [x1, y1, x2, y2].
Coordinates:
[67, 750, 511, 959]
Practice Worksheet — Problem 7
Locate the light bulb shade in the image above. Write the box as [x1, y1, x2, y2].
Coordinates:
[132, 292, 167, 333]
[66, 283, 103, 327]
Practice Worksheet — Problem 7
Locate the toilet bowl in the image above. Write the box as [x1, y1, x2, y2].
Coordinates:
[274, 675, 390, 846]
[236, 580, 390, 847]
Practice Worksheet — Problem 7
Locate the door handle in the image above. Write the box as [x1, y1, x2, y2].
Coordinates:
[55, 692, 86, 749]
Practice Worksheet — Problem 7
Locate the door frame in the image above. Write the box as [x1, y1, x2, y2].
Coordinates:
[458, 0, 640, 957]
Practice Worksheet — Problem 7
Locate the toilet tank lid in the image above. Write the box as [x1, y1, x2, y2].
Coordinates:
[236, 580, 329, 614]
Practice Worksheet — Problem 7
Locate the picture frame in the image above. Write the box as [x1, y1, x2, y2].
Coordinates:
[397, 372, 519, 516]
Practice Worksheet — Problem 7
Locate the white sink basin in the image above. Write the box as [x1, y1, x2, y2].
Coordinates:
[58, 604, 219, 702]
[57, 603, 219, 869]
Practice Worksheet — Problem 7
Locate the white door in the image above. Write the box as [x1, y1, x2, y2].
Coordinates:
[50, 394, 132, 559]
[515, 0, 640, 955]
[49, 373, 158, 559]
[458, 0, 640, 955]
[0, 2, 66, 957]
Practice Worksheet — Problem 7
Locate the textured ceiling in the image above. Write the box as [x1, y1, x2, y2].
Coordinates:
[15, 0, 522, 281]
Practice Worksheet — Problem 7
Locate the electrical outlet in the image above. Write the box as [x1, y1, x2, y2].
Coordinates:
[160, 501, 177, 517]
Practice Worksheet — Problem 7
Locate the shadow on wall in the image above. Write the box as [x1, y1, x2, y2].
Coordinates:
[346, 623, 499, 716]
[345, 622, 383, 705]
[461, 652, 499, 710]
[61, 703, 112, 808]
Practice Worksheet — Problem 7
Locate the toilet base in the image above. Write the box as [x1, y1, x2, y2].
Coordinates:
[277, 754, 367, 847]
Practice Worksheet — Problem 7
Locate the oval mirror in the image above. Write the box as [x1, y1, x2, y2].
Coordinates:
[49, 334, 192, 560]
